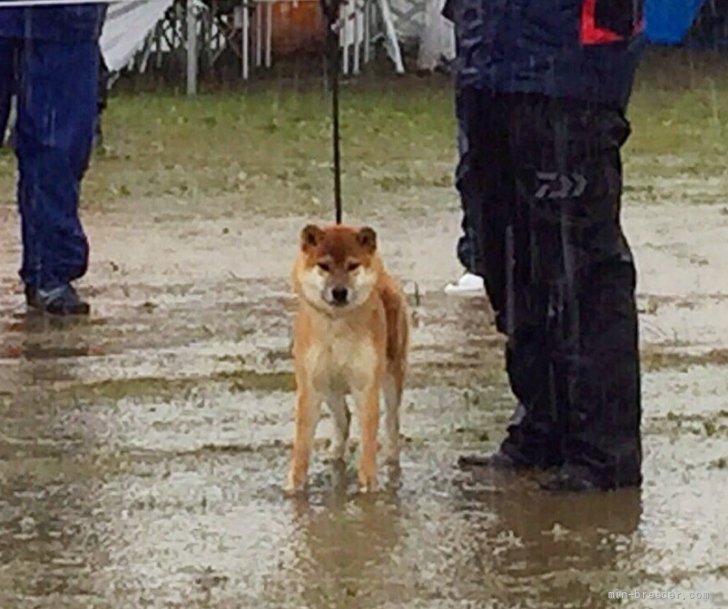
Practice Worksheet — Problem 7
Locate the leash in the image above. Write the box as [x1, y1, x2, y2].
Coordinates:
[320, 0, 344, 224]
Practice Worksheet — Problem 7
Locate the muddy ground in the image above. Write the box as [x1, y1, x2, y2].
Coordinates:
[1, 53, 728, 608]
[1, 192, 727, 608]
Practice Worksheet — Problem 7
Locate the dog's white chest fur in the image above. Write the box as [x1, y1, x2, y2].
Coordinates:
[304, 318, 376, 396]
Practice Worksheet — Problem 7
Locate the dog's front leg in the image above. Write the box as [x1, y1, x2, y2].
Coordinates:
[354, 382, 380, 493]
[287, 385, 321, 494]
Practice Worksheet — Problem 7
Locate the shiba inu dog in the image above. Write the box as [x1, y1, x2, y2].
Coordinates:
[287, 223, 409, 493]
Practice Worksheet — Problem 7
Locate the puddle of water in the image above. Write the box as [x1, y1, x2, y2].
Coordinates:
[1, 202, 727, 609]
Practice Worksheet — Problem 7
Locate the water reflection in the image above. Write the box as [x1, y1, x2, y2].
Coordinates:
[455, 474, 643, 608]
[287, 486, 405, 608]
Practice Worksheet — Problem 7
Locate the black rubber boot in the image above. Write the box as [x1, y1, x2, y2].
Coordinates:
[540, 463, 641, 493]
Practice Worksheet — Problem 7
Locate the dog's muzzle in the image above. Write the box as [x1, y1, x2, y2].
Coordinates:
[330, 286, 349, 306]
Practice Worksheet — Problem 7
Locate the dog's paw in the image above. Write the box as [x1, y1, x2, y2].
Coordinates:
[358, 481, 379, 494]
[283, 483, 306, 496]
[284, 472, 308, 496]
[358, 472, 379, 494]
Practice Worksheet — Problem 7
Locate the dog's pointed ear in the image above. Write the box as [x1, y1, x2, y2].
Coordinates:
[357, 226, 377, 253]
[301, 224, 323, 250]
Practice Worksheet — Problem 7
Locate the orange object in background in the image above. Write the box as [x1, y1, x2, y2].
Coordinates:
[269, 0, 325, 56]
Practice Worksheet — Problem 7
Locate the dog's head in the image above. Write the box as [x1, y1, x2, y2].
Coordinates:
[294, 223, 381, 313]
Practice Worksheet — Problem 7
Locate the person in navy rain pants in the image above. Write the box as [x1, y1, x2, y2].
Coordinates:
[0, 72, 11, 147]
[446, 0, 645, 492]
[0, 4, 106, 315]
[442, 115, 486, 296]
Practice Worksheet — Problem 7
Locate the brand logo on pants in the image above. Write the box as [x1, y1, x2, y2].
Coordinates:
[535, 172, 587, 200]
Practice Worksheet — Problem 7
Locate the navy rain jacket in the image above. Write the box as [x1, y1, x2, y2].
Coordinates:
[443, 0, 645, 110]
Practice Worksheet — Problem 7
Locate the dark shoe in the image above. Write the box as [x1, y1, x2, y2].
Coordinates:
[540, 463, 641, 493]
[458, 450, 540, 472]
[26, 284, 90, 316]
[24, 285, 40, 309]
[540, 465, 599, 492]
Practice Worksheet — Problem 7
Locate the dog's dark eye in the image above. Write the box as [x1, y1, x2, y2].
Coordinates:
[347, 262, 360, 272]
[317, 262, 330, 272]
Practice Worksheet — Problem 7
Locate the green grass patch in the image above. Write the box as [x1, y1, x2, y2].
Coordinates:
[3, 48, 728, 212]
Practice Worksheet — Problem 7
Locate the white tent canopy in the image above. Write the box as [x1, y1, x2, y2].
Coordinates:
[101, 0, 176, 72]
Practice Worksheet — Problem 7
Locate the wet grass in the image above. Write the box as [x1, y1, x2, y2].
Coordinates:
[0, 74, 455, 217]
[4, 48, 728, 212]
[710, 457, 728, 469]
[60, 369, 295, 403]
[0, 452, 136, 485]
[647, 408, 728, 439]
[410, 358, 505, 389]
[640, 346, 728, 372]
[28, 341, 725, 407]
[56, 358, 505, 405]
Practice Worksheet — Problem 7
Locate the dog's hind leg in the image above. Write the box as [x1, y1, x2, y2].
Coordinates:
[327, 393, 350, 462]
[382, 370, 403, 465]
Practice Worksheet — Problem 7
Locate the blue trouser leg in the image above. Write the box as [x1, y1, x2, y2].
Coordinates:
[454, 88, 484, 276]
[14, 38, 99, 290]
[464, 91, 641, 485]
[0, 40, 13, 147]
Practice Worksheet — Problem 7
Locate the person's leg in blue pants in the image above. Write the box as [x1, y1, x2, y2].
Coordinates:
[444, 99, 487, 296]
[14, 38, 99, 313]
[0, 40, 13, 147]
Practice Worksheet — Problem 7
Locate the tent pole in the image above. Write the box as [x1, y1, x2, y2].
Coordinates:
[186, 0, 198, 95]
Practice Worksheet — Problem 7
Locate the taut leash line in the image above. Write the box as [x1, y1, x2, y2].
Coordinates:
[320, 0, 343, 224]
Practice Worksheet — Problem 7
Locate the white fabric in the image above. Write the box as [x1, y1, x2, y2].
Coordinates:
[100, 0, 175, 72]
[416, 0, 454, 71]
[388, 0, 423, 41]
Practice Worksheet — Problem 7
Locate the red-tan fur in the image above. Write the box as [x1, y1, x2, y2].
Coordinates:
[287, 223, 409, 493]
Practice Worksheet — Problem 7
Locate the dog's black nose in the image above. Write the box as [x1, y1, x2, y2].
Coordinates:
[331, 287, 348, 304]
